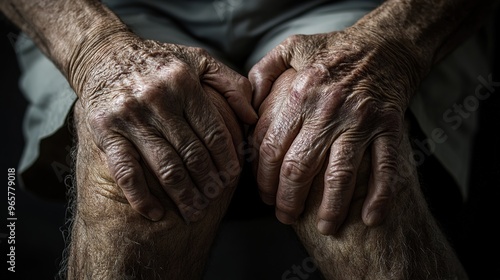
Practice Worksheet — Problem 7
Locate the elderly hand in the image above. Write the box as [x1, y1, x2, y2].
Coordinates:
[73, 33, 257, 222]
[249, 28, 426, 235]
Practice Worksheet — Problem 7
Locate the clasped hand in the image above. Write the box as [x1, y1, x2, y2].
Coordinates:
[249, 29, 423, 235]
[75, 28, 423, 234]
[75, 36, 256, 222]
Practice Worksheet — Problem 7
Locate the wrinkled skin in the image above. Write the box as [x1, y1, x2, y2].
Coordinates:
[76, 36, 257, 222]
[249, 28, 426, 235]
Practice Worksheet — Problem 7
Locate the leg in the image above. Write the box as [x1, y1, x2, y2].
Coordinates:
[65, 95, 242, 279]
[293, 126, 468, 279]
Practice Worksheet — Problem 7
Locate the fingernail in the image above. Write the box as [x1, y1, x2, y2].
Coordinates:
[148, 208, 164, 222]
[276, 209, 296, 224]
[317, 219, 336, 235]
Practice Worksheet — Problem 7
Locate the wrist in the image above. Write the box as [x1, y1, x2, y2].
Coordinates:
[346, 14, 434, 82]
[66, 24, 138, 97]
[350, 0, 497, 72]
[338, 26, 425, 108]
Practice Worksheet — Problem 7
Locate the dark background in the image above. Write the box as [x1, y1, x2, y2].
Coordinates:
[1, 13, 499, 280]
[0, 21, 67, 280]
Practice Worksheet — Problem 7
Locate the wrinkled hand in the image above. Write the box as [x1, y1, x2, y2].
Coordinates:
[73, 34, 257, 222]
[249, 28, 425, 235]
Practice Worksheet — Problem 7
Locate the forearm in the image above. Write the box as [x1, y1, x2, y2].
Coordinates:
[0, 0, 132, 94]
[353, 0, 497, 73]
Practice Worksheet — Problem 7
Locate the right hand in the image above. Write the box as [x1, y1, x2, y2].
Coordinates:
[248, 29, 425, 235]
[72, 34, 257, 222]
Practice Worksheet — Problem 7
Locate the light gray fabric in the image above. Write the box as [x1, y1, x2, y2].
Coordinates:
[15, 36, 76, 191]
[244, 1, 380, 70]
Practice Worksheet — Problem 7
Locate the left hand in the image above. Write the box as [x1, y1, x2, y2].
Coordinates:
[248, 28, 427, 235]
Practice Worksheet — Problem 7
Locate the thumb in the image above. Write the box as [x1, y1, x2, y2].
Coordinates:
[203, 62, 258, 125]
[248, 44, 291, 110]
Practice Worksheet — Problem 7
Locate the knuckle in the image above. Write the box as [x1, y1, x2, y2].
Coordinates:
[157, 163, 187, 186]
[167, 62, 194, 87]
[307, 65, 331, 83]
[281, 159, 311, 184]
[290, 67, 329, 104]
[235, 74, 252, 92]
[289, 87, 309, 105]
[184, 149, 211, 175]
[88, 121, 114, 149]
[112, 159, 137, 187]
[259, 136, 282, 165]
[87, 110, 108, 128]
[113, 94, 141, 113]
[90, 97, 145, 135]
[203, 123, 227, 151]
[325, 169, 355, 188]
[88, 108, 119, 133]
[101, 136, 129, 158]
[133, 83, 166, 104]
[377, 154, 399, 176]
[374, 189, 393, 203]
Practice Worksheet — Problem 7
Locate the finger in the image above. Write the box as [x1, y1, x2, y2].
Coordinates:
[203, 60, 258, 125]
[156, 65, 237, 213]
[185, 86, 242, 189]
[318, 136, 367, 235]
[249, 102, 274, 177]
[153, 111, 225, 201]
[248, 42, 291, 110]
[257, 100, 303, 205]
[362, 134, 399, 226]
[140, 76, 227, 204]
[201, 84, 244, 145]
[250, 68, 299, 178]
[131, 128, 210, 223]
[101, 134, 165, 221]
[275, 124, 330, 224]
